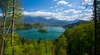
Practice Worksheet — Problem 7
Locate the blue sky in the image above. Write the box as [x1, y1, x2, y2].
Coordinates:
[23, 0, 84, 13]
[24, 0, 81, 12]
[0, 0, 93, 21]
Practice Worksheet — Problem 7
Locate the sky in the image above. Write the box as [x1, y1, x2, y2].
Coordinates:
[0, 0, 94, 21]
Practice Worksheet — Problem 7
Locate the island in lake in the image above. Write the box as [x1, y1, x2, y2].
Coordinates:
[38, 28, 48, 32]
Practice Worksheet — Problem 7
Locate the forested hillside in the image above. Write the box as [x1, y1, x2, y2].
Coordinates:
[63, 20, 87, 29]
[59, 21, 94, 55]
[14, 23, 45, 29]
[0, 21, 98, 55]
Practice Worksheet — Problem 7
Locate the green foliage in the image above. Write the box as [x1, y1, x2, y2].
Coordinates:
[97, 21, 100, 55]
[45, 39, 55, 55]
[15, 23, 24, 29]
[0, 21, 99, 55]
[0, 34, 2, 48]
[63, 21, 94, 55]
[54, 34, 68, 55]
[14, 23, 45, 29]
[0, 33, 55, 55]
[38, 28, 48, 32]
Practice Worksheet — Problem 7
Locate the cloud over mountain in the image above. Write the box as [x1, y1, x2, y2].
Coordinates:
[23, 9, 93, 21]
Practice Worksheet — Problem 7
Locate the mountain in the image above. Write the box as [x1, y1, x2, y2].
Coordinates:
[23, 16, 81, 25]
[63, 20, 87, 28]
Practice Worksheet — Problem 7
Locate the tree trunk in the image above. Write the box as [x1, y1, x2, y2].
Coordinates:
[3, 39, 5, 55]
[11, 0, 16, 55]
[94, 0, 97, 55]
[1, 13, 7, 55]
[0, 1, 10, 55]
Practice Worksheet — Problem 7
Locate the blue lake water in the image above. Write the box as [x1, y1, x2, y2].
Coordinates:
[15, 27, 65, 40]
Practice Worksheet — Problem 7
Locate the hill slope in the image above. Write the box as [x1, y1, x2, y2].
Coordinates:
[53, 21, 94, 55]
[63, 20, 87, 28]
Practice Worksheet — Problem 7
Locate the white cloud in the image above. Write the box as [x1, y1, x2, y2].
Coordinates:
[21, 8, 24, 10]
[23, 11, 65, 20]
[56, 7, 64, 12]
[82, 0, 93, 5]
[82, 2, 93, 5]
[60, 7, 64, 11]
[23, 11, 92, 21]
[55, 6, 57, 8]
[0, 13, 2, 17]
[67, 4, 73, 7]
[50, 7, 53, 8]
[88, 2, 93, 5]
[78, 6, 85, 9]
[83, 9, 92, 12]
[82, 3, 86, 5]
[31, 9, 33, 10]
[55, 7, 64, 12]
[57, 1, 68, 5]
[64, 9, 82, 13]
[56, 9, 59, 12]
[82, 0, 92, 3]
[53, 10, 55, 12]
[53, 0, 57, 1]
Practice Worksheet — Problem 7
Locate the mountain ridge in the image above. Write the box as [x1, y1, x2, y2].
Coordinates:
[23, 16, 81, 25]
[63, 20, 87, 28]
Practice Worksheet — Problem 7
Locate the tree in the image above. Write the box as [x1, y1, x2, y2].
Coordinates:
[0, 0, 11, 55]
[11, 0, 16, 55]
[54, 35, 68, 55]
[11, 0, 23, 55]
[0, 0, 23, 55]
[82, 0, 100, 54]
[62, 21, 94, 55]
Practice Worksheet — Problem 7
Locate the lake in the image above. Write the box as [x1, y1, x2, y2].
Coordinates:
[15, 27, 65, 41]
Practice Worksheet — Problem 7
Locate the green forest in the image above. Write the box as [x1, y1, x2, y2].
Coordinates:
[14, 23, 45, 29]
[0, 21, 99, 55]
[0, 0, 100, 55]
